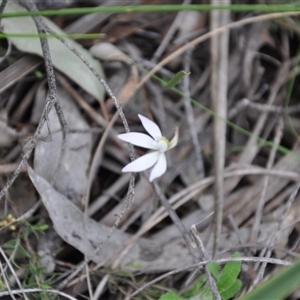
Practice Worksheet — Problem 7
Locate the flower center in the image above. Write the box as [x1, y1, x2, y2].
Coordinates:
[156, 137, 169, 152]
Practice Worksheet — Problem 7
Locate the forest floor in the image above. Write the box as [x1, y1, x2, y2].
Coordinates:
[1, 1, 300, 299]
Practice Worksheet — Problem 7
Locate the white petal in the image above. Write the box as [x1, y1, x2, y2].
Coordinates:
[118, 133, 157, 150]
[149, 153, 167, 182]
[138, 114, 162, 140]
[122, 151, 160, 173]
[169, 127, 179, 150]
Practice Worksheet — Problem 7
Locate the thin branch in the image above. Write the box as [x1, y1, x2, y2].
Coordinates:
[228, 214, 247, 252]
[0, 88, 48, 200]
[83, 111, 130, 298]
[226, 62, 290, 194]
[238, 98, 300, 114]
[123, 167, 300, 246]
[151, 0, 191, 63]
[99, 180, 201, 284]
[182, 48, 205, 179]
[191, 225, 221, 300]
[43, 26, 134, 153]
[22, 1, 69, 187]
[0, 1, 70, 200]
[251, 118, 283, 244]
[210, 0, 230, 256]
[152, 182, 197, 257]
[136, 11, 300, 90]
[41, 21, 137, 238]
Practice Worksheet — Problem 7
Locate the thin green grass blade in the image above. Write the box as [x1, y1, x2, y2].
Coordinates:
[164, 70, 190, 88]
[238, 259, 300, 300]
[0, 33, 104, 39]
[1, 5, 300, 19]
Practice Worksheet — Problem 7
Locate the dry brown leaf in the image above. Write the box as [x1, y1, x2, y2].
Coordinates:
[2, 2, 104, 101]
[33, 87, 92, 204]
[90, 42, 131, 63]
[27, 166, 194, 271]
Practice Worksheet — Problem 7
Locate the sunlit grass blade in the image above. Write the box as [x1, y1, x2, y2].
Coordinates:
[238, 259, 300, 300]
[164, 70, 190, 88]
[0, 32, 104, 39]
[1, 5, 300, 19]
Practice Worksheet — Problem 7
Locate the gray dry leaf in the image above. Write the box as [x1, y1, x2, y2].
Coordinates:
[33, 87, 92, 203]
[90, 42, 131, 63]
[2, 1, 104, 101]
[177, 11, 203, 37]
[27, 166, 194, 271]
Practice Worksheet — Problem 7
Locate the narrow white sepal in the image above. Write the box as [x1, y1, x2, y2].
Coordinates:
[169, 127, 179, 149]
[138, 114, 162, 140]
[118, 132, 157, 150]
[149, 153, 167, 182]
[122, 151, 160, 173]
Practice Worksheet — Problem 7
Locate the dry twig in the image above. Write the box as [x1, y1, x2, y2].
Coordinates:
[251, 118, 283, 243]
[182, 48, 205, 179]
[191, 225, 221, 300]
[210, 0, 230, 256]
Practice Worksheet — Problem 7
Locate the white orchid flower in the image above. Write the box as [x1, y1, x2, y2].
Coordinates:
[118, 114, 178, 182]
